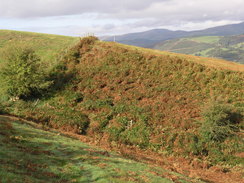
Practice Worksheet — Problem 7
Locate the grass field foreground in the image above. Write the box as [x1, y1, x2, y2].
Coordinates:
[0, 116, 202, 183]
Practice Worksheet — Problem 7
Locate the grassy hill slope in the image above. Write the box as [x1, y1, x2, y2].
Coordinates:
[2, 37, 243, 161]
[1, 115, 199, 183]
[0, 30, 78, 66]
[0, 36, 243, 182]
[154, 35, 244, 64]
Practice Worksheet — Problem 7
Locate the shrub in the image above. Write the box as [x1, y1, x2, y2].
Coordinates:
[0, 45, 52, 99]
[200, 101, 242, 143]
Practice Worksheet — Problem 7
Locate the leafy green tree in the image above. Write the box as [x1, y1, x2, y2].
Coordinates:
[0, 45, 52, 99]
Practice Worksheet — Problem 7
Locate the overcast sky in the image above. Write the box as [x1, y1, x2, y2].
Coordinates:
[0, 0, 243, 36]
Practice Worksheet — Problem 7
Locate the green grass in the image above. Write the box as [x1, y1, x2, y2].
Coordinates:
[0, 116, 202, 183]
[189, 36, 221, 44]
[0, 30, 79, 66]
[195, 48, 214, 57]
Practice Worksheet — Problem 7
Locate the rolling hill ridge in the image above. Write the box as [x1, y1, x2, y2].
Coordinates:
[103, 22, 244, 48]
[103, 22, 244, 63]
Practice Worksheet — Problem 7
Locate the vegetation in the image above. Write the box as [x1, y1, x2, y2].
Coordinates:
[0, 45, 52, 99]
[0, 30, 78, 66]
[104, 22, 244, 49]
[190, 101, 244, 164]
[154, 35, 244, 64]
[1, 116, 198, 183]
[199, 101, 241, 143]
[0, 33, 243, 181]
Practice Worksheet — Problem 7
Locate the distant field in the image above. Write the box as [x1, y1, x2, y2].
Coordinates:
[154, 35, 244, 64]
[0, 116, 199, 183]
[0, 30, 79, 66]
[188, 36, 221, 43]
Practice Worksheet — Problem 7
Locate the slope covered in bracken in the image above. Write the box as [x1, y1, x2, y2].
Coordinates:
[1, 37, 243, 182]
[68, 37, 244, 147]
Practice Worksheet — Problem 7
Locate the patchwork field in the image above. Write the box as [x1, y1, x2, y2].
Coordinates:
[154, 35, 244, 64]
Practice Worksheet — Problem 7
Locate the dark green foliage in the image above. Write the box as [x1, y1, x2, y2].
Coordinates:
[108, 106, 151, 148]
[53, 108, 90, 135]
[188, 101, 244, 164]
[0, 46, 52, 99]
[200, 101, 242, 143]
[0, 104, 5, 114]
[6, 100, 90, 135]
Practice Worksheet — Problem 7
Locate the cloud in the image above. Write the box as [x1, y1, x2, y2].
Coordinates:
[1, 0, 243, 22]
[0, 0, 164, 18]
[110, 0, 244, 23]
[0, 0, 243, 36]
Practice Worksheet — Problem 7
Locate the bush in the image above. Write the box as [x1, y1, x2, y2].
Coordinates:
[188, 101, 243, 164]
[0, 45, 52, 99]
[200, 101, 242, 143]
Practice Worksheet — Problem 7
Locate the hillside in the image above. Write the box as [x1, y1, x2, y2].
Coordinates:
[104, 22, 244, 48]
[1, 115, 197, 183]
[0, 36, 243, 182]
[154, 35, 244, 64]
[0, 30, 78, 66]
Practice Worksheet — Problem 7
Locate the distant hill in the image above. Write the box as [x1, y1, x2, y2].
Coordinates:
[154, 35, 244, 64]
[103, 29, 188, 48]
[188, 22, 244, 36]
[103, 22, 244, 48]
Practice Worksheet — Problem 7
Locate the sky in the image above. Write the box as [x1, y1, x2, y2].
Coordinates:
[0, 0, 243, 36]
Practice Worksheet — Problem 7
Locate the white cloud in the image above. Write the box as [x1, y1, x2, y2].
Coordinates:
[0, 0, 163, 18]
[0, 0, 243, 35]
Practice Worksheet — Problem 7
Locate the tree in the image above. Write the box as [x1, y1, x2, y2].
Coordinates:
[0, 45, 52, 100]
